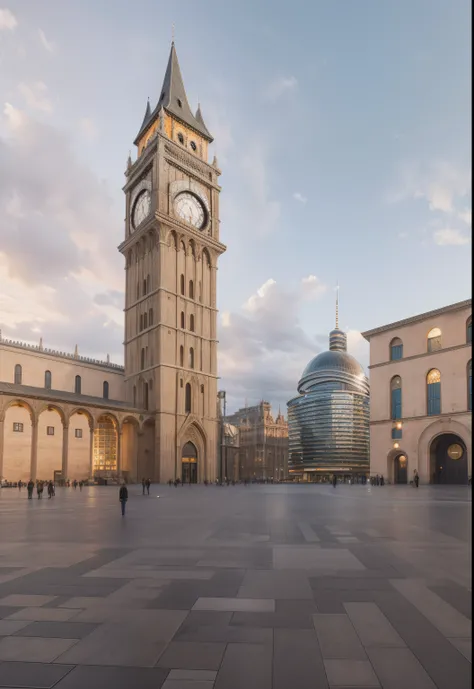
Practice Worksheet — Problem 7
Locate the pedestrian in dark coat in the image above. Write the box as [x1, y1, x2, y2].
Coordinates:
[119, 483, 128, 516]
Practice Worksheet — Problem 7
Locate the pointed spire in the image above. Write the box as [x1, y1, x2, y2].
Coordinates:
[329, 282, 347, 353]
[74, 344, 78, 359]
[335, 281, 339, 330]
[134, 42, 213, 145]
[195, 103, 212, 139]
[39, 337, 43, 351]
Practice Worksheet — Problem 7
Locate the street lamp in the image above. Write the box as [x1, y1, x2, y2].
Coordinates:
[218, 391, 227, 482]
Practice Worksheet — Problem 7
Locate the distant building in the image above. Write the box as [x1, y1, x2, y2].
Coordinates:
[225, 402, 288, 480]
[362, 299, 471, 484]
[287, 294, 370, 481]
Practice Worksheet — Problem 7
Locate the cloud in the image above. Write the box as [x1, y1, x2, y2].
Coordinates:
[38, 28, 55, 53]
[218, 277, 331, 413]
[458, 208, 472, 226]
[433, 228, 471, 246]
[0, 8, 17, 30]
[301, 275, 327, 300]
[388, 161, 471, 214]
[17, 82, 53, 113]
[264, 76, 297, 102]
[0, 103, 124, 359]
[293, 192, 307, 204]
[79, 117, 99, 141]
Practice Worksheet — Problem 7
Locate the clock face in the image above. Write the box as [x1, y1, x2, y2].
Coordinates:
[132, 190, 151, 229]
[174, 192, 206, 229]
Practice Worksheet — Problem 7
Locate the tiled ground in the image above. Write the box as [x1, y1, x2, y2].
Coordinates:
[0, 483, 471, 688]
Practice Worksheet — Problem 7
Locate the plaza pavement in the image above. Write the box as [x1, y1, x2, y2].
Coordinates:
[0, 483, 471, 689]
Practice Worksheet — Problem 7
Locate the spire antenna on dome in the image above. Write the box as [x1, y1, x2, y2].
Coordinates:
[335, 281, 339, 330]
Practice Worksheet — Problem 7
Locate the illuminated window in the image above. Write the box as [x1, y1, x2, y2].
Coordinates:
[14, 364, 22, 385]
[427, 368, 441, 415]
[390, 337, 403, 361]
[93, 416, 117, 475]
[390, 376, 402, 420]
[427, 327, 442, 352]
[45, 370, 52, 390]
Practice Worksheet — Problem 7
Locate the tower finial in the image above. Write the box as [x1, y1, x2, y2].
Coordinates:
[335, 281, 339, 330]
[172, 23, 175, 44]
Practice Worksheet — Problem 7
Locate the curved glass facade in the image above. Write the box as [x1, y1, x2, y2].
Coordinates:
[287, 328, 370, 479]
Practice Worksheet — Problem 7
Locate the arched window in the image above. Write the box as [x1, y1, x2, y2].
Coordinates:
[427, 369, 441, 415]
[144, 382, 149, 411]
[144, 312, 148, 329]
[189, 280, 194, 299]
[427, 327, 442, 352]
[177, 132, 184, 145]
[141, 348, 145, 370]
[149, 308, 153, 326]
[103, 381, 109, 399]
[45, 370, 52, 390]
[467, 317, 472, 344]
[189, 347, 194, 369]
[143, 278, 147, 296]
[390, 376, 402, 420]
[140, 314, 144, 331]
[14, 364, 22, 385]
[390, 337, 403, 361]
[146, 274, 151, 294]
[181, 311, 185, 329]
[180, 345, 184, 367]
[468, 360, 472, 411]
[185, 382, 192, 413]
[75, 375, 81, 394]
[180, 274, 185, 295]
[133, 385, 137, 406]
[190, 314, 195, 332]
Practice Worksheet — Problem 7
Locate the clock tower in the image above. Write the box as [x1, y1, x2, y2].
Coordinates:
[119, 42, 226, 483]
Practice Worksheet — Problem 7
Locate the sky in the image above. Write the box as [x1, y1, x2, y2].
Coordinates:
[0, 0, 471, 414]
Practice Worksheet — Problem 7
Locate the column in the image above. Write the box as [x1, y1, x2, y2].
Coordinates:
[137, 430, 144, 483]
[30, 420, 38, 481]
[61, 423, 69, 481]
[117, 430, 123, 478]
[0, 414, 5, 480]
[89, 427, 94, 479]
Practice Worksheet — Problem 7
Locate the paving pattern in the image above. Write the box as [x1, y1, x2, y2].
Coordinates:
[0, 483, 471, 688]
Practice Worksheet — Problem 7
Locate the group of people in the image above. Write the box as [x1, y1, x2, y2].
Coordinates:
[141, 478, 152, 495]
[21, 479, 56, 499]
[369, 474, 385, 486]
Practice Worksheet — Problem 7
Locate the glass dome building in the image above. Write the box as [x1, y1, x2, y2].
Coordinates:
[287, 306, 370, 481]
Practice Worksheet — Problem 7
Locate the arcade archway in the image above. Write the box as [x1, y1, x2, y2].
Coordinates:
[181, 441, 198, 484]
[393, 454, 408, 484]
[430, 433, 468, 485]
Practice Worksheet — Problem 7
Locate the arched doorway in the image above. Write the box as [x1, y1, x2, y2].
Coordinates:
[430, 434, 468, 485]
[394, 454, 408, 484]
[182, 441, 198, 484]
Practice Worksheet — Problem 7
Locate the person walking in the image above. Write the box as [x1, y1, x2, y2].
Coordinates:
[146, 478, 151, 495]
[414, 470, 419, 488]
[332, 474, 337, 488]
[37, 481, 43, 499]
[380, 475, 385, 486]
[47, 481, 54, 499]
[18, 480, 22, 491]
[119, 482, 128, 516]
[141, 478, 146, 495]
[79, 481, 83, 491]
[27, 479, 34, 500]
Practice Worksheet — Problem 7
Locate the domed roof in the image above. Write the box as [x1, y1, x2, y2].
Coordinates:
[302, 350, 365, 379]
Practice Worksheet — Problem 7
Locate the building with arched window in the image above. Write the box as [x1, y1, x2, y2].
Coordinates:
[362, 299, 471, 485]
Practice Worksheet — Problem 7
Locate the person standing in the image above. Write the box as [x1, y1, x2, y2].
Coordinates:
[47, 481, 54, 499]
[79, 481, 83, 491]
[119, 482, 128, 516]
[380, 475, 385, 486]
[414, 470, 419, 488]
[332, 475, 337, 488]
[27, 479, 34, 499]
[146, 478, 151, 495]
[18, 480, 22, 491]
[141, 478, 146, 495]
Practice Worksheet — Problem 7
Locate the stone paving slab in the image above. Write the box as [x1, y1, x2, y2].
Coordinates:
[0, 484, 471, 688]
